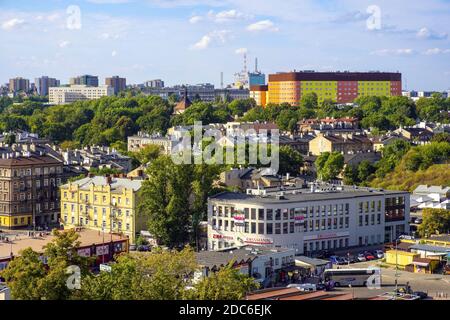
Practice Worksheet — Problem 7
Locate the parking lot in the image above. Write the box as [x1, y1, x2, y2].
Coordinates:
[335, 260, 450, 299]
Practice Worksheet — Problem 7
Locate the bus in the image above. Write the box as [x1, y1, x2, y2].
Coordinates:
[323, 268, 381, 287]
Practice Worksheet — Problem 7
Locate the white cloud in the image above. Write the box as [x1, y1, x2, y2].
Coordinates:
[424, 48, 450, 55]
[371, 48, 415, 56]
[246, 20, 278, 32]
[235, 47, 248, 55]
[86, 0, 131, 3]
[189, 15, 203, 24]
[417, 27, 448, 40]
[59, 40, 70, 48]
[210, 9, 250, 23]
[190, 30, 231, 50]
[47, 13, 60, 22]
[112, 50, 118, 57]
[1, 18, 25, 30]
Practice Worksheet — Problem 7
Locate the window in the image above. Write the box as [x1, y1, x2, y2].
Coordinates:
[290, 222, 294, 233]
[275, 209, 281, 220]
[258, 223, 264, 234]
[247, 208, 255, 220]
[266, 209, 273, 220]
[283, 222, 288, 234]
[266, 223, 273, 234]
[275, 223, 281, 234]
[258, 209, 264, 220]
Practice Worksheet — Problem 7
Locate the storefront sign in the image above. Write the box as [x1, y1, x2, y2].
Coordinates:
[244, 237, 273, 245]
[303, 232, 349, 241]
[77, 248, 91, 257]
[96, 245, 109, 256]
[212, 234, 234, 241]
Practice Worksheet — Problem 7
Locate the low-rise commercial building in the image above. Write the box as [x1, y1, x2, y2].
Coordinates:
[195, 246, 295, 285]
[208, 185, 410, 254]
[60, 176, 146, 243]
[0, 229, 128, 268]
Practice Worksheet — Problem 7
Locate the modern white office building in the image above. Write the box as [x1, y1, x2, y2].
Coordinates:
[207, 185, 410, 254]
[49, 85, 114, 104]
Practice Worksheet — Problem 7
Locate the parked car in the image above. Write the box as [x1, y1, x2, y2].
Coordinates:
[316, 250, 335, 259]
[287, 283, 317, 292]
[364, 252, 376, 260]
[129, 244, 137, 251]
[375, 250, 384, 259]
[347, 255, 358, 264]
[398, 235, 415, 241]
[414, 218, 423, 224]
[413, 291, 428, 300]
[137, 245, 150, 252]
[338, 256, 349, 265]
[329, 256, 340, 265]
[357, 253, 367, 262]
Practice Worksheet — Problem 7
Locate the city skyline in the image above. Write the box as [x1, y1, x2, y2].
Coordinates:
[0, 0, 450, 90]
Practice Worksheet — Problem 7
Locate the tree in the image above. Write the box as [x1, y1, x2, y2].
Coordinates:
[431, 132, 450, 143]
[1, 229, 93, 300]
[77, 247, 197, 300]
[418, 209, 450, 238]
[138, 156, 194, 248]
[184, 264, 259, 300]
[3, 133, 16, 145]
[278, 146, 303, 176]
[315, 152, 344, 181]
[357, 160, 376, 184]
[133, 144, 162, 165]
[1, 248, 47, 300]
[300, 92, 318, 109]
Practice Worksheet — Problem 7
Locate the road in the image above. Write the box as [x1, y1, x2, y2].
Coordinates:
[333, 261, 450, 299]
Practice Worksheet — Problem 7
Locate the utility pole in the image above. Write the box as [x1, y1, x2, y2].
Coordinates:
[395, 239, 399, 299]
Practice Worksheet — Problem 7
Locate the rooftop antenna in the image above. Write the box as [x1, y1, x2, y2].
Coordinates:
[255, 57, 258, 73]
[220, 72, 224, 89]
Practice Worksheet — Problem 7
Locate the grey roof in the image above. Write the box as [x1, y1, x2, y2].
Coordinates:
[427, 235, 450, 243]
[413, 185, 450, 195]
[196, 246, 293, 269]
[62, 176, 143, 192]
[295, 256, 330, 267]
[410, 244, 450, 253]
[210, 187, 407, 205]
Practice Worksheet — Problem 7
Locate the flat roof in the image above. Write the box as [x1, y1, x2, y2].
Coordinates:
[196, 246, 293, 269]
[269, 71, 401, 82]
[295, 256, 330, 267]
[0, 228, 128, 259]
[410, 244, 450, 253]
[210, 187, 407, 205]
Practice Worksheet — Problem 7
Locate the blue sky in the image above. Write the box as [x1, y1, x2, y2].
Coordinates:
[1, 0, 449, 90]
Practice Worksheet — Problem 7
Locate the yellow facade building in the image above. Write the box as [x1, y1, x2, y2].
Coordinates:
[385, 250, 419, 268]
[60, 176, 146, 244]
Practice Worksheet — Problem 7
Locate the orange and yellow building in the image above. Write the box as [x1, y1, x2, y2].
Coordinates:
[250, 71, 402, 107]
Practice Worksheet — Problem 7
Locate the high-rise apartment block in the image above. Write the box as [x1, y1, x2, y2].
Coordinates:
[105, 76, 126, 95]
[35, 76, 60, 96]
[8, 77, 30, 94]
[69, 75, 99, 87]
[250, 71, 402, 106]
